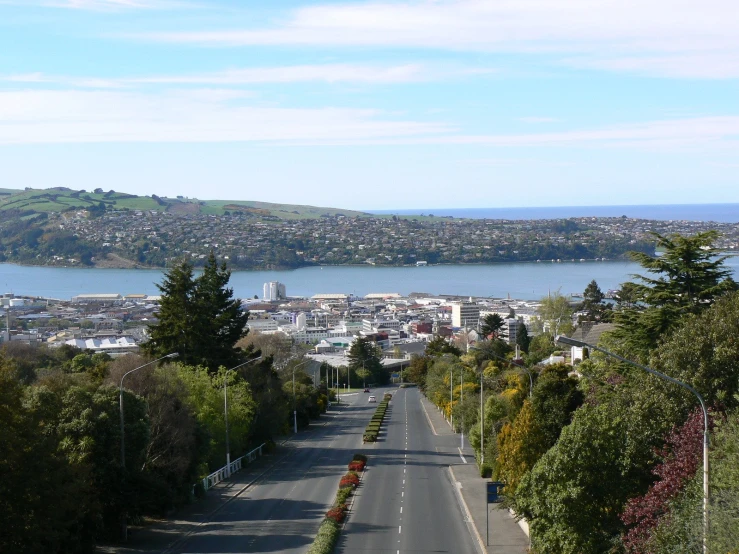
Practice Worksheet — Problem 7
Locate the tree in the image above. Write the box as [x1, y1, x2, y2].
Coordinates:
[348, 336, 387, 385]
[480, 313, 505, 339]
[529, 364, 583, 447]
[579, 279, 611, 322]
[425, 336, 462, 357]
[612, 231, 737, 360]
[515, 403, 649, 554]
[534, 291, 575, 337]
[142, 260, 198, 365]
[496, 400, 547, 494]
[143, 254, 250, 371]
[515, 322, 530, 353]
[621, 408, 707, 553]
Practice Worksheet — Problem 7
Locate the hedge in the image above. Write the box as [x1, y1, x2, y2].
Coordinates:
[306, 455, 368, 554]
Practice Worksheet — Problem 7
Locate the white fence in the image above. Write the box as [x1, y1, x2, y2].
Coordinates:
[200, 443, 266, 493]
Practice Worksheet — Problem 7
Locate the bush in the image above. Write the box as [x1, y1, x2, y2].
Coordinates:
[363, 432, 377, 442]
[326, 505, 347, 523]
[306, 518, 340, 554]
[353, 453, 368, 462]
[348, 460, 365, 472]
[339, 472, 360, 488]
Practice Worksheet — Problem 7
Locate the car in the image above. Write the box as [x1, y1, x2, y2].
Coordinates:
[363, 388, 370, 393]
[368, 395, 376, 403]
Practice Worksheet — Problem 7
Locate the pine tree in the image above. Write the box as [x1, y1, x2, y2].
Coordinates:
[143, 259, 198, 366]
[612, 231, 737, 359]
[143, 254, 250, 370]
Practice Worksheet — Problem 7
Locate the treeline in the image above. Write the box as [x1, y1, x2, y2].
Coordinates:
[408, 231, 739, 553]
[0, 255, 331, 553]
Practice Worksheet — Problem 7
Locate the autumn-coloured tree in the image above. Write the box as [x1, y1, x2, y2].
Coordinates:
[496, 400, 548, 493]
[620, 408, 708, 552]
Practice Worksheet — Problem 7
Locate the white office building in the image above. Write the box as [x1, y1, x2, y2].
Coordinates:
[263, 281, 286, 301]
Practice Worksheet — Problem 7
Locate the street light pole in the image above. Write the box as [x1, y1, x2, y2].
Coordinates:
[555, 335, 710, 554]
[450, 368, 454, 429]
[119, 352, 178, 540]
[289, 359, 311, 434]
[222, 355, 262, 477]
[460, 369, 464, 449]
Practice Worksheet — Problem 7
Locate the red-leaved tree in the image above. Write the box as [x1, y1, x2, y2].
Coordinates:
[621, 408, 711, 552]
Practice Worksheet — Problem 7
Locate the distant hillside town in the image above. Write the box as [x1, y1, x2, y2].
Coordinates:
[8, 203, 739, 271]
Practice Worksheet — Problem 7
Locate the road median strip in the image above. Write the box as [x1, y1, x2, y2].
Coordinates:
[363, 393, 393, 442]
[306, 453, 368, 554]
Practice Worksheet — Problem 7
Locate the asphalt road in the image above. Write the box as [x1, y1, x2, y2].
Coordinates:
[167, 388, 383, 554]
[337, 387, 481, 554]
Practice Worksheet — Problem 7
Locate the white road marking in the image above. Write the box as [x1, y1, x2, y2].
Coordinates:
[458, 447, 468, 463]
[399, 526, 402, 534]
[400, 507, 403, 513]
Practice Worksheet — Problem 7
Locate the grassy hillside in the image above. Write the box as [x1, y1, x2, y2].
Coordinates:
[0, 187, 370, 219]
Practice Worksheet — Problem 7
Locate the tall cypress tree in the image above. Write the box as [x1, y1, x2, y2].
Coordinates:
[193, 252, 250, 370]
[143, 254, 250, 370]
[143, 260, 198, 366]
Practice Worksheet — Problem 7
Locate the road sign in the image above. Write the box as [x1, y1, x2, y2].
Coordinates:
[487, 481, 505, 503]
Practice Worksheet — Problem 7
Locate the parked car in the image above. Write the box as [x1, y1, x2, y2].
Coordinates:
[368, 395, 376, 403]
[363, 388, 370, 393]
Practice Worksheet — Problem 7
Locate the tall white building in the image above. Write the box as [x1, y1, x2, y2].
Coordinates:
[263, 281, 286, 301]
[452, 302, 481, 328]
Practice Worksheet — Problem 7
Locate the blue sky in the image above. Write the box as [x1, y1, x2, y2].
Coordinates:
[0, 0, 737, 210]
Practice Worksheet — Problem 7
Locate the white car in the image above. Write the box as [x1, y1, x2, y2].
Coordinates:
[368, 395, 377, 403]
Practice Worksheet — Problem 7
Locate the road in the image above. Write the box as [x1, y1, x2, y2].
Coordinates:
[166, 389, 382, 554]
[337, 387, 481, 554]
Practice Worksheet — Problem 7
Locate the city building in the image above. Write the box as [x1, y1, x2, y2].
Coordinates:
[451, 301, 481, 328]
[263, 281, 286, 301]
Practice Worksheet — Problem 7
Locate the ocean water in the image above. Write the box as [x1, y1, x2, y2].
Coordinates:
[370, 204, 739, 223]
[3, 258, 739, 301]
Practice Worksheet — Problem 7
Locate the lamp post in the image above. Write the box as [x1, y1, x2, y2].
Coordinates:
[223, 355, 262, 477]
[119, 352, 178, 540]
[450, 368, 454, 430]
[290, 359, 311, 434]
[555, 335, 710, 554]
[460, 369, 464, 449]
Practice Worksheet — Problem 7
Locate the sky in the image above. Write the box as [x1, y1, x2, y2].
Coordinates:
[0, 0, 738, 210]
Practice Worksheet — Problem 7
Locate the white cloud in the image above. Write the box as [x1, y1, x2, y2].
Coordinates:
[136, 0, 739, 79]
[3, 63, 486, 88]
[0, 89, 737, 151]
[0, 89, 451, 144]
[43, 0, 189, 9]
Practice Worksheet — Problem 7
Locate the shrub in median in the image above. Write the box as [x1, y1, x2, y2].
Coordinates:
[348, 460, 365, 472]
[306, 455, 369, 554]
[306, 518, 340, 554]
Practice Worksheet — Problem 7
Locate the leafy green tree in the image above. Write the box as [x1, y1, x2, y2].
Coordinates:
[515, 403, 650, 554]
[530, 364, 584, 447]
[0, 363, 94, 554]
[176, 364, 256, 471]
[238, 357, 290, 441]
[612, 231, 737, 360]
[348, 336, 387, 385]
[425, 336, 462, 357]
[534, 291, 575, 336]
[405, 354, 432, 389]
[524, 333, 556, 365]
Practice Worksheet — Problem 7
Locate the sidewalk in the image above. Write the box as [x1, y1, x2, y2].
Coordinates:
[97, 445, 291, 554]
[419, 395, 530, 554]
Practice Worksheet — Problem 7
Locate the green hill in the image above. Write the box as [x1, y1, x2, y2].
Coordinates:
[0, 187, 369, 220]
